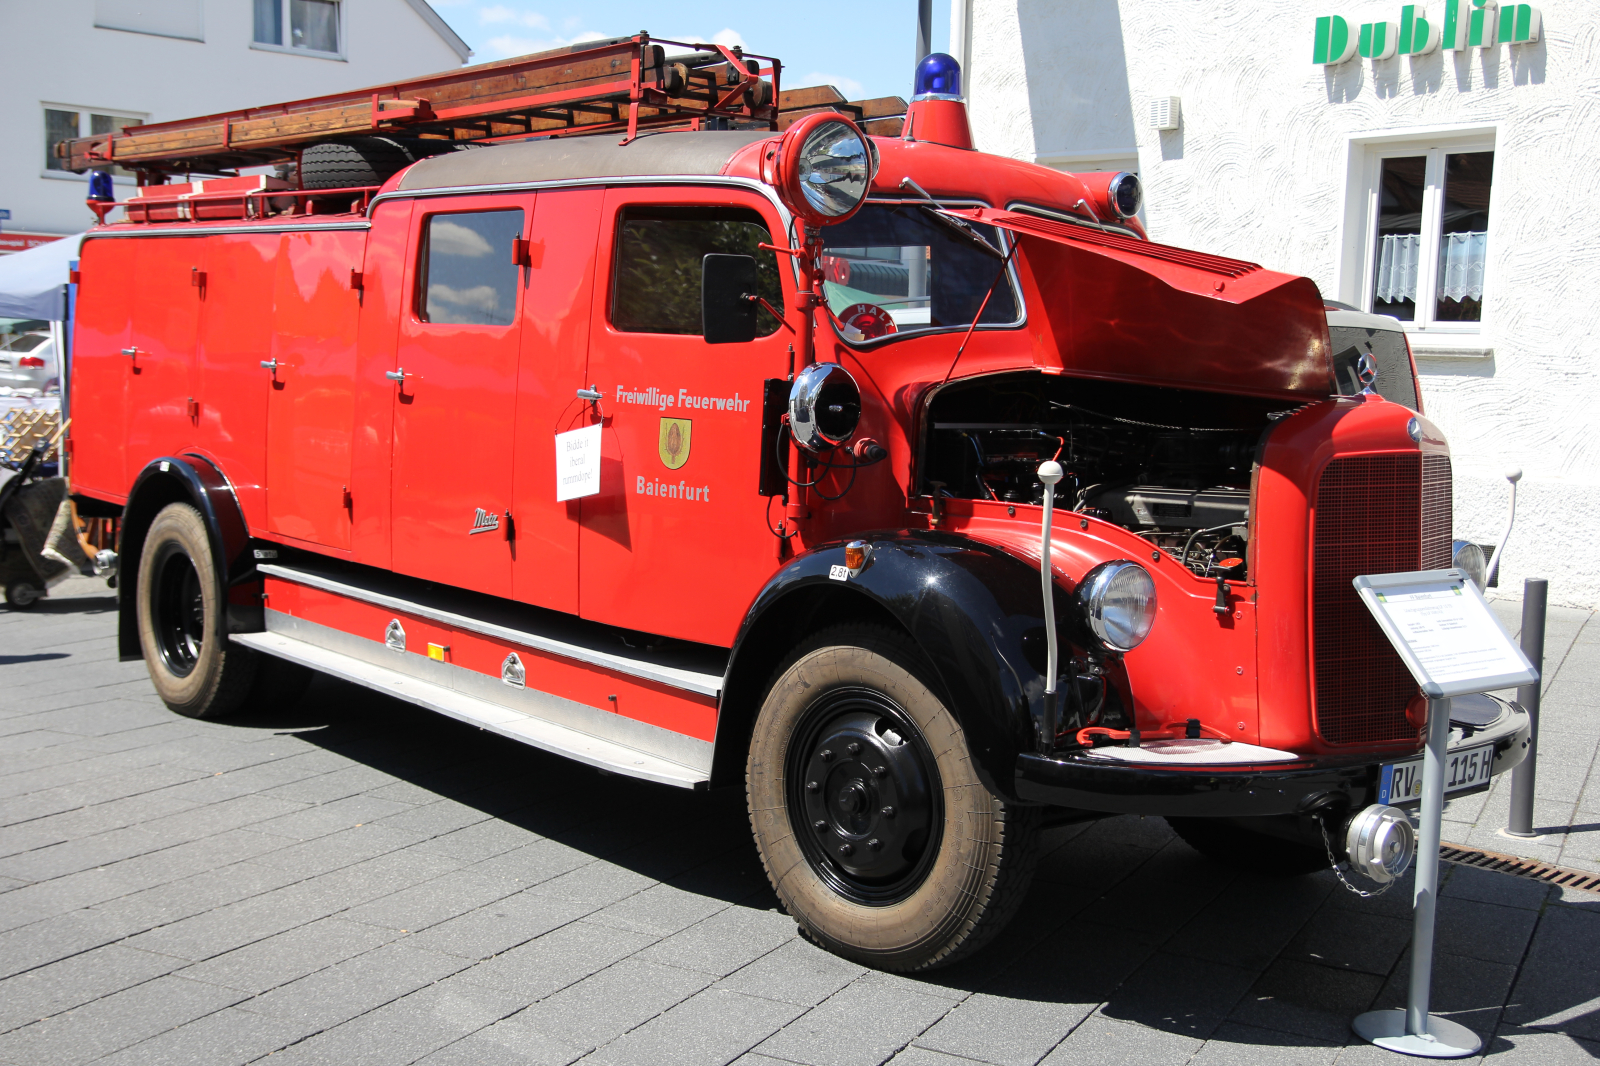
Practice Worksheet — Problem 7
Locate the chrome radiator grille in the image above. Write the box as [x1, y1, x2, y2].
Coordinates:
[1311, 454, 1441, 746]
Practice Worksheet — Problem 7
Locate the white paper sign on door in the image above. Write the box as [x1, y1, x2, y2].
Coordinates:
[555, 423, 601, 501]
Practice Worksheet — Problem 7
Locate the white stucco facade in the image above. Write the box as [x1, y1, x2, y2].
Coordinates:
[2, 1, 470, 240]
[961, 0, 1600, 607]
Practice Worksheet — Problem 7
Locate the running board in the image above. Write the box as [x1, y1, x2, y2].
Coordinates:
[233, 626, 711, 789]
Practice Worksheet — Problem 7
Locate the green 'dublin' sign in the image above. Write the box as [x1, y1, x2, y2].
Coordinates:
[1315, 0, 1540, 63]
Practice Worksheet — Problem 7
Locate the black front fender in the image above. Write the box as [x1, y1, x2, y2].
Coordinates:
[724, 531, 1064, 801]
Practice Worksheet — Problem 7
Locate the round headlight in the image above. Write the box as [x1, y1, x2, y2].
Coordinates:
[1075, 560, 1157, 652]
[775, 113, 873, 226]
[788, 362, 861, 452]
[1106, 171, 1142, 219]
[1452, 539, 1487, 591]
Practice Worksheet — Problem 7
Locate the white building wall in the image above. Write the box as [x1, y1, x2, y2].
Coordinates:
[967, 0, 1600, 608]
[2, 1, 469, 239]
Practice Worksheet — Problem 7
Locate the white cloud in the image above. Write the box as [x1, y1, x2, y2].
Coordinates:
[429, 220, 493, 258]
[484, 29, 606, 59]
[428, 283, 502, 316]
[794, 72, 865, 100]
[478, 5, 550, 29]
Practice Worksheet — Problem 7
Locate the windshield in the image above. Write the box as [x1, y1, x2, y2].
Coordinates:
[819, 202, 1019, 336]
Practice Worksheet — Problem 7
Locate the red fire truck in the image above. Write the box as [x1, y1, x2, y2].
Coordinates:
[62, 37, 1527, 971]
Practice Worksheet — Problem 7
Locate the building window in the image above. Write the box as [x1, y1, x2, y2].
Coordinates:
[1366, 144, 1494, 329]
[254, 0, 341, 56]
[44, 107, 143, 178]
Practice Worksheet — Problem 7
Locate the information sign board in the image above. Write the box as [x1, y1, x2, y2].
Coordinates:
[1353, 568, 1537, 697]
[554, 424, 601, 501]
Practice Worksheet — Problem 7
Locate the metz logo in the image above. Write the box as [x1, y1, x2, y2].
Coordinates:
[468, 508, 500, 535]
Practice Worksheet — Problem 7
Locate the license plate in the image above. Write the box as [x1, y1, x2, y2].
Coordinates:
[1379, 742, 1496, 804]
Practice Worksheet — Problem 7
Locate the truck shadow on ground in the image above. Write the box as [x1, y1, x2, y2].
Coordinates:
[1, 593, 118, 616]
[228, 673, 1600, 1051]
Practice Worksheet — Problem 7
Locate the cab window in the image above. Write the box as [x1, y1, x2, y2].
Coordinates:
[612, 206, 784, 336]
[418, 209, 523, 326]
[821, 202, 1019, 333]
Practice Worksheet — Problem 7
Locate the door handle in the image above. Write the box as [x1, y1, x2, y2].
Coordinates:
[385, 369, 412, 382]
[576, 386, 602, 401]
[121, 347, 139, 357]
[260, 359, 279, 374]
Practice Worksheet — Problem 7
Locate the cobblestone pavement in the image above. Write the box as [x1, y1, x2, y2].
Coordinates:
[2, 577, 1598, 1066]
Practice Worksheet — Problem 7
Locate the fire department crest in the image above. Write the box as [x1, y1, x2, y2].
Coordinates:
[659, 417, 691, 470]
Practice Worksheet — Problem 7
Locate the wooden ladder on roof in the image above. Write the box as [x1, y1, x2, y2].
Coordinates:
[57, 33, 907, 180]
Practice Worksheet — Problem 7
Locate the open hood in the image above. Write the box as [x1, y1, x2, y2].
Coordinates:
[945, 209, 1335, 402]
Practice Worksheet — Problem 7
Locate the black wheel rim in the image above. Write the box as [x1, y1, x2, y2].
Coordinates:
[785, 686, 943, 906]
[152, 545, 204, 678]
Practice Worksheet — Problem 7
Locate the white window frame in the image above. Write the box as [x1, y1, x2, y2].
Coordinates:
[40, 104, 149, 186]
[251, 0, 346, 62]
[1340, 126, 1499, 356]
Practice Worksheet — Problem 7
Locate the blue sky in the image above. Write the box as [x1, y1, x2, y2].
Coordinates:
[426, 1, 951, 103]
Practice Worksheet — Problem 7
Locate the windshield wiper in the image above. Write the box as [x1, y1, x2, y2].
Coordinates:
[896, 177, 1004, 259]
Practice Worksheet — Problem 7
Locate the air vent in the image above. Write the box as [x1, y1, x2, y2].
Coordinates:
[1149, 96, 1181, 131]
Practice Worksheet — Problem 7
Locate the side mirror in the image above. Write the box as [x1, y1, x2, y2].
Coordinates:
[702, 254, 760, 345]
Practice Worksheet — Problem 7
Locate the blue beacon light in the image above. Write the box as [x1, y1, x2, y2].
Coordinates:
[913, 53, 962, 101]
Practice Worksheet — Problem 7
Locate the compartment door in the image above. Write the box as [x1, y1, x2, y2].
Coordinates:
[126, 237, 204, 482]
[263, 230, 363, 549]
[388, 196, 530, 594]
[69, 237, 137, 498]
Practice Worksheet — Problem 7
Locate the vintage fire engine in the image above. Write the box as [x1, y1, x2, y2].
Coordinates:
[62, 37, 1528, 970]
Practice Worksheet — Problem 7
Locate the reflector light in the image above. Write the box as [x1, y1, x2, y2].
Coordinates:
[18, 357, 46, 368]
[913, 53, 962, 99]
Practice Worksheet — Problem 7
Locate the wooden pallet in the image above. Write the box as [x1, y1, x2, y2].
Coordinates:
[0, 408, 61, 465]
[58, 34, 907, 178]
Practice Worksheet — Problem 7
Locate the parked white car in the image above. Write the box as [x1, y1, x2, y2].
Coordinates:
[0, 332, 58, 392]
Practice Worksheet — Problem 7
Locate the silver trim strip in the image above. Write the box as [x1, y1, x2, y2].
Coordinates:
[257, 563, 724, 697]
[84, 220, 371, 240]
[368, 173, 793, 230]
[235, 617, 710, 789]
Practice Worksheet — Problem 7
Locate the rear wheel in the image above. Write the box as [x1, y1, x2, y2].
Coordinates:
[135, 503, 258, 718]
[747, 625, 1039, 971]
[1166, 817, 1332, 875]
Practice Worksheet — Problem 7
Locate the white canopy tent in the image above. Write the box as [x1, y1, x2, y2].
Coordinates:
[0, 234, 84, 321]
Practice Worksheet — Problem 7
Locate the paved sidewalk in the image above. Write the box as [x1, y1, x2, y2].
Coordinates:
[2, 578, 1599, 1066]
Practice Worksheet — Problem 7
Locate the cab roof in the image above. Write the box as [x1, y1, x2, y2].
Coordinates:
[395, 131, 774, 191]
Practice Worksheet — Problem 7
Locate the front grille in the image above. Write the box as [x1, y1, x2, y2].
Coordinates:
[1312, 454, 1428, 745]
[1422, 454, 1453, 569]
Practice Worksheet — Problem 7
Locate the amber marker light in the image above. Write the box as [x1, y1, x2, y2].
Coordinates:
[845, 541, 871, 574]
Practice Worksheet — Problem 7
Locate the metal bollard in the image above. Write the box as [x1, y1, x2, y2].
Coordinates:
[1505, 579, 1547, 838]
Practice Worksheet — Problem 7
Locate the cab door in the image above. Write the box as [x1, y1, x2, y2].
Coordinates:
[577, 189, 792, 647]
[126, 237, 204, 482]
[263, 230, 364, 549]
[388, 196, 529, 594]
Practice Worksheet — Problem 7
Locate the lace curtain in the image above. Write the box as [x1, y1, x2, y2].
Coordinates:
[1375, 231, 1487, 304]
[1438, 230, 1487, 303]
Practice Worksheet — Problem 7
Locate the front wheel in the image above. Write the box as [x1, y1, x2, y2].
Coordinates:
[135, 503, 258, 718]
[747, 625, 1039, 971]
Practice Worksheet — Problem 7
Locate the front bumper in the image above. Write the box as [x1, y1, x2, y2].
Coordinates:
[1014, 695, 1530, 817]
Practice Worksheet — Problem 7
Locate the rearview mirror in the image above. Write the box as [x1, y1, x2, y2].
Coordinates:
[702, 254, 760, 345]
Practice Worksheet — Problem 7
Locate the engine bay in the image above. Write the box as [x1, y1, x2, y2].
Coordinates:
[921, 372, 1299, 579]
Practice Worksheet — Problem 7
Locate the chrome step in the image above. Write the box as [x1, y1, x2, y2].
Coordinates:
[233, 625, 711, 790]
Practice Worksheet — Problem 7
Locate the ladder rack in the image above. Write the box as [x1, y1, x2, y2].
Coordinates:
[58, 34, 908, 180]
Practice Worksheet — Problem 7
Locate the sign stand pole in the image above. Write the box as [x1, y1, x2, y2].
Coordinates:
[1351, 696, 1482, 1058]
